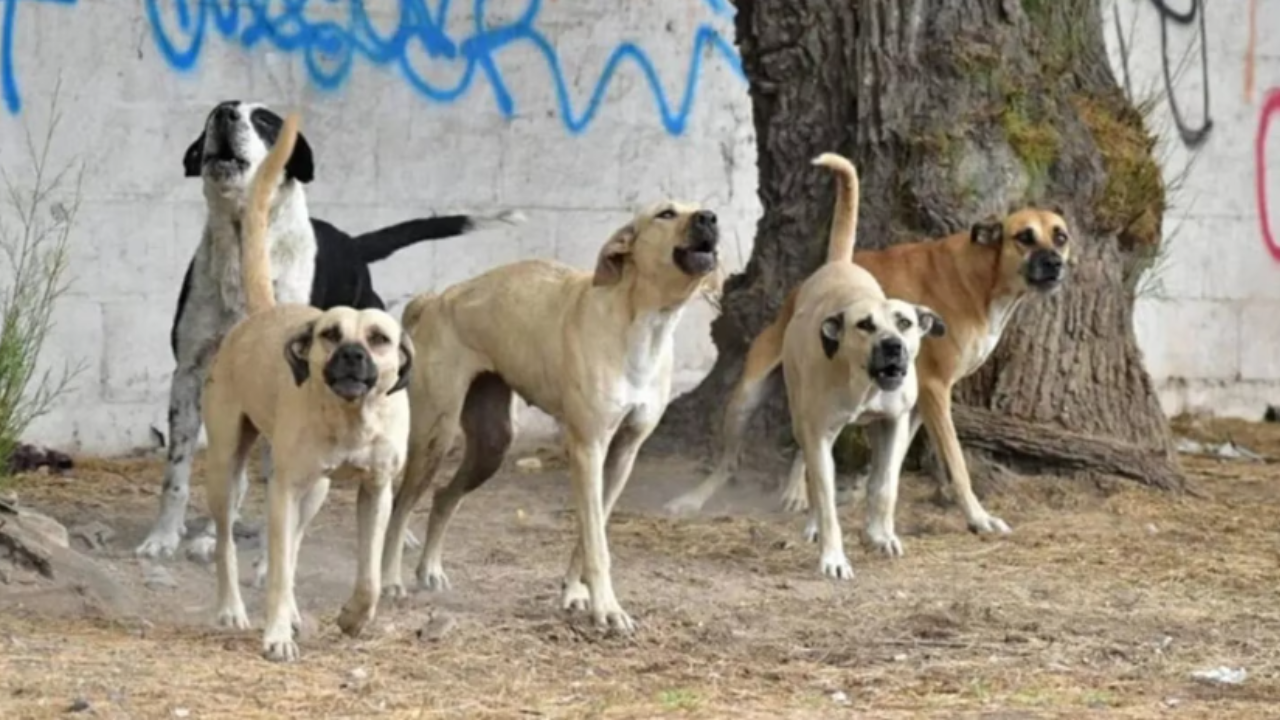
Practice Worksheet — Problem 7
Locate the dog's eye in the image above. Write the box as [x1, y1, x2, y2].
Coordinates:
[367, 331, 391, 347]
[896, 316, 913, 332]
[1015, 229, 1037, 246]
[855, 317, 875, 333]
[1052, 228, 1069, 247]
[319, 326, 342, 343]
[656, 208, 677, 220]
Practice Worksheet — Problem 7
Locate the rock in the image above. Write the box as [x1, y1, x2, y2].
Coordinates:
[13, 508, 69, 549]
[70, 521, 116, 552]
[67, 698, 91, 713]
[416, 612, 457, 643]
[0, 513, 132, 613]
[515, 457, 543, 473]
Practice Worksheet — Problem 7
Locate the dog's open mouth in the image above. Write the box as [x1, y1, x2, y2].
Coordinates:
[674, 240, 718, 276]
[204, 148, 249, 173]
[326, 377, 373, 402]
[870, 363, 908, 391]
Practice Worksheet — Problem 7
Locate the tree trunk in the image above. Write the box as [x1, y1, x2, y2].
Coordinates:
[653, 0, 1183, 491]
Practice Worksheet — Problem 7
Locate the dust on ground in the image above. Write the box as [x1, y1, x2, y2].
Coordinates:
[2, 416, 1279, 719]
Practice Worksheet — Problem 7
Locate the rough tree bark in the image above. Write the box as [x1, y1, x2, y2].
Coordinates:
[653, 0, 1183, 491]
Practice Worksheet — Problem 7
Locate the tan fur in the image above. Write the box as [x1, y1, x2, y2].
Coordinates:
[811, 153, 861, 263]
[666, 192, 1073, 536]
[201, 111, 415, 663]
[241, 112, 298, 315]
[382, 201, 722, 634]
[765, 153, 942, 577]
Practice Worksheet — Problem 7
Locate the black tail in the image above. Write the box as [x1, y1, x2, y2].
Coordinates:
[351, 215, 477, 264]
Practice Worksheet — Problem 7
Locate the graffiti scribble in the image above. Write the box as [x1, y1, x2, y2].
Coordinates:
[142, 0, 745, 135]
[1, 0, 79, 115]
[1256, 89, 1280, 262]
[1149, 0, 1213, 148]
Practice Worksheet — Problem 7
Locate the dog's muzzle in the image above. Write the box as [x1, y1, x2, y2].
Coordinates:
[203, 106, 249, 178]
[323, 343, 379, 402]
[867, 336, 910, 391]
[1024, 249, 1066, 292]
[673, 210, 720, 276]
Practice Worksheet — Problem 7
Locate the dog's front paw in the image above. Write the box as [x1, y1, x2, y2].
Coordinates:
[866, 529, 904, 558]
[967, 513, 1012, 536]
[820, 551, 855, 580]
[382, 583, 409, 600]
[779, 484, 810, 514]
[560, 579, 591, 613]
[336, 599, 375, 638]
[216, 603, 250, 630]
[263, 639, 300, 663]
[135, 528, 183, 559]
[415, 564, 451, 593]
[592, 602, 636, 635]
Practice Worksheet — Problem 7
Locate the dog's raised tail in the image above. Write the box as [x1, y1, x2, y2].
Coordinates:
[241, 111, 301, 315]
[811, 152, 861, 264]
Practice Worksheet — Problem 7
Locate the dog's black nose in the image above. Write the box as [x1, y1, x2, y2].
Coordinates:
[212, 103, 237, 124]
[693, 210, 717, 228]
[333, 343, 368, 365]
[880, 337, 905, 359]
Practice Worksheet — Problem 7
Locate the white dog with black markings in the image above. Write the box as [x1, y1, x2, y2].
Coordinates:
[137, 100, 516, 563]
[204, 111, 411, 662]
[783, 153, 945, 579]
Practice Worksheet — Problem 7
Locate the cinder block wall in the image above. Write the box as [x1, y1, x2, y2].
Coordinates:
[0, 0, 760, 454]
[2, 0, 1276, 455]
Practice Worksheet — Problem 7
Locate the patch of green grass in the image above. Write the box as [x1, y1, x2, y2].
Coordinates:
[1073, 92, 1165, 249]
[658, 689, 701, 711]
[1000, 97, 1061, 191]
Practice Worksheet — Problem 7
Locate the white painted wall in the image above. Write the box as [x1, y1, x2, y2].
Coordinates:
[0, 0, 760, 454]
[3, 0, 1273, 455]
[1104, 0, 1280, 419]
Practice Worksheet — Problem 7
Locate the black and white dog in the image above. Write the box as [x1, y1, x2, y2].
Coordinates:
[135, 100, 519, 560]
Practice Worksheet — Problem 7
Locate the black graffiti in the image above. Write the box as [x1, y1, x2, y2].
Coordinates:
[1151, 0, 1213, 148]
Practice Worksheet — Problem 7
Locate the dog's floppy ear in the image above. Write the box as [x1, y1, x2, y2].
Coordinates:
[283, 320, 317, 386]
[820, 311, 844, 359]
[915, 305, 947, 338]
[592, 223, 637, 287]
[389, 330, 414, 395]
[970, 215, 1003, 246]
[183, 133, 206, 178]
[1049, 203, 1067, 218]
[284, 131, 315, 184]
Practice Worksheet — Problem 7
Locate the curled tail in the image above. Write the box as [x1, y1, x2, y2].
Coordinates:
[811, 152, 861, 264]
[241, 111, 301, 315]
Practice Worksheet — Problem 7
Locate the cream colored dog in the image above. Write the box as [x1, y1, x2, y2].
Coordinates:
[780, 153, 944, 578]
[381, 202, 722, 633]
[202, 112, 413, 662]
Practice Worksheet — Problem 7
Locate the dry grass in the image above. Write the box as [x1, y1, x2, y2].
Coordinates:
[3, 418, 1280, 718]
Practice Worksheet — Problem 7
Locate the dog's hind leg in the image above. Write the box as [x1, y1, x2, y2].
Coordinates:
[562, 420, 653, 613]
[207, 411, 257, 631]
[665, 315, 786, 516]
[137, 334, 218, 559]
[918, 381, 1011, 536]
[414, 373, 515, 593]
[383, 387, 467, 599]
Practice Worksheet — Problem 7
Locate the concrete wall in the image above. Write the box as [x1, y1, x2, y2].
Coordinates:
[3, 0, 1275, 455]
[0, 0, 760, 454]
[1104, 0, 1280, 419]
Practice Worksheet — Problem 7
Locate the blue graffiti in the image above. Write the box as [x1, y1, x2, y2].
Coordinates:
[2, 0, 78, 115]
[142, 0, 745, 135]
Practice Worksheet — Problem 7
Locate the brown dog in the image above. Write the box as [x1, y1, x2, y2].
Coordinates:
[666, 205, 1072, 535]
[381, 201, 722, 633]
[202, 112, 413, 662]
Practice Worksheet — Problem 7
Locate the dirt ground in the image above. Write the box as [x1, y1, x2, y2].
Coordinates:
[2, 416, 1279, 719]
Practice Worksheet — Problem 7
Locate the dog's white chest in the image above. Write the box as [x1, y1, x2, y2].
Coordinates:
[610, 310, 680, 421]
[962, 297, 1024, 376]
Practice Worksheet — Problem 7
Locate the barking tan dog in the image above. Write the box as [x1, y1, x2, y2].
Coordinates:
[779, 153, 944, 577]
[202, 112, 413, 662]
[381, 202, 722, 633]
[666, 187, 1072, 537]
